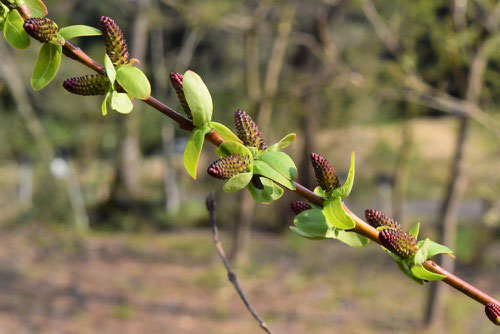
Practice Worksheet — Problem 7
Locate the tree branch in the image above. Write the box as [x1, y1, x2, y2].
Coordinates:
[205, 192, 274, 334]
[2, 0, 498, 316]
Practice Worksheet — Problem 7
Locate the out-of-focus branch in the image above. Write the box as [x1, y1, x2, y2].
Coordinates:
[205, 192, 274, 334]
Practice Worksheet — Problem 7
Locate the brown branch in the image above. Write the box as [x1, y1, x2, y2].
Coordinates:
[3, 0, 499, 316]
[205, 192, 274, 334]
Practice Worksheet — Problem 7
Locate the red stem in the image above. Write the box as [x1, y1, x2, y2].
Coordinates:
[7, 0, 498, 309]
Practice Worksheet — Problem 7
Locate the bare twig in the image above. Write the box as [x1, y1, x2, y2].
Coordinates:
[205, 192, 274, 334]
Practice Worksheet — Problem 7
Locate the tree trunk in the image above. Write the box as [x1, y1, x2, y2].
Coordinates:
[424, 116, 469, 328]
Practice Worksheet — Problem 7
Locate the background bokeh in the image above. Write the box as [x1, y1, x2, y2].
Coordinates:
[0, 0, 498, 333]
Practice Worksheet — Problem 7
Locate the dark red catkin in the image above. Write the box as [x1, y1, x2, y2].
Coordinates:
[365, 209, 402, 230]
[23, 18, 59, 43]
[99, 16, 129, 65]
[485, 303, 500, 326]
[63, 75, 110, 96]
[234, 109, 267, 150]
[169, 73, 192, 119]
[207, 154, 250, 180]
[379, 228, 417, 259]
[310, 153, 341, 193]
[290, 201, 312, 215]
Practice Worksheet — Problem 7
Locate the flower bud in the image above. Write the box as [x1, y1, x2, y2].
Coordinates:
[23, 18, 59, 43]
[207, 154, 250, 180]
[365, 209, 402, 230]
[379, 228, 417, 259]
[234, 109, 267, 150]
[99, 16, 129, 65]
[170, 72, 192, 119]
[485, 303, 500, 326]
[310, 153, 341, 193]
[290, 201, 312, 215]
[63, 75, 110, 96]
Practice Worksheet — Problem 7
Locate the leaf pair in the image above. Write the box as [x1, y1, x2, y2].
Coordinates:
[101, 54, 151, 115]
[291, 207, 370, 247]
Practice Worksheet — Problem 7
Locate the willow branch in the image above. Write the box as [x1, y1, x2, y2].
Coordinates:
[4, 0, 499, 311]
[206, 192, 274, 334]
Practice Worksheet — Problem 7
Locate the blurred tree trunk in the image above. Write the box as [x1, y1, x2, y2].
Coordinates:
[424, 23, 497, 327]
[391, 105, 414, 223]
[110, 0, 150, 202]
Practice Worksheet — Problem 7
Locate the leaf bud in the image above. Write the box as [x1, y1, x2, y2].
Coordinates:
[207, 154, 250, 180]
[310, 153, 341, 193]
[234, 109, 267, 150]
[365, 209, 402, 230]
[99, 16, 129, 65]
[63, 75, 110, 96]
[170, 72, 192, 119]
[379, 228, 417, 259]
[23, 18, 59, 43]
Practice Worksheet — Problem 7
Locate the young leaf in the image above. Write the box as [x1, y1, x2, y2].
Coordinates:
[410, 264, 447, 281]
[313, 186, 328, 199]
[247, 177, 283, 204]
[101, 91, 111, 116]
[413, 238, 429, 266]
[322, 197, 356, 230]
[216, 140, 252, 159]
[223, 172, 253, 193]
[59, 25, 102, 40]
[276, 133, 296, 150]
[183, 126, 211, 179]
[104, 54, 116, 83]
[335, 230, 370, 247]
[24, 0, 48, 18]
[336, 151, 355, 198]
[110, 91, 133, 114]
[409, 222, 420, 238]
[210, 122, 242, 144]
[253, 160, 296, 190]
[294, 208, 334, 239]
[31, 43, 62, 90]
[258, 151, 297, 180]
[3, 10, 30, 49]
[426, 240, 454, 259]
[183, 70, 213, 127]
[396, 261, 424, 285]
[289, 226, 324, 240]
[116, 66, 151, 99]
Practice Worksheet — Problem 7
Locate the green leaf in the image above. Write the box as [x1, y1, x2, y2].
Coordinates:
[253, 160, 296, 190]
[247, 177, 283, 203]
[313, 186, 328, 199]
[332, 151, 355, 198]
[247, 146, 259, 157]
[413, 238, 429, 266]
[294, 208, 334, 239]
[223, 172, 252, 193]
[426, 240, 454, 259]
[24, 0, 47, 17]
[289, 226, 323, 240]
[410, 264, 447, 281]
[101, 91, 110, 116]
[258, 151, 297, 180]
[3, 10, 30, 49]
[277, 133, 296, 150]
[104, 54, 116, 84]
[396, 261, 424, 285]
[110, 91, 133, 114]
[322, 197, 356, 230]
[183, 127, 211, 179]
[183, 70, 213, 127]
[409, 222, 420, 238]
[59, 25, 102, 40]
[216, 140, 252, 159]
[116, 66, 151, 99]
[210, 122, 242, 144]
[31, 43, 62, 90]
[335, 230, 370, 247]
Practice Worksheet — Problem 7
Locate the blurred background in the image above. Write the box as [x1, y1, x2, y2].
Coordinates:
[0, 0, 499, 333]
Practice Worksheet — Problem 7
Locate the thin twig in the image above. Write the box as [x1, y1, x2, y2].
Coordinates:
[205, 192, 274, 334]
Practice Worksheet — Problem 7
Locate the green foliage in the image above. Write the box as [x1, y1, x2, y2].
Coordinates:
[110, 91, 133, 114]
[410, 264, 447, 281]
[24, 0, 47, 18]
[247, 177, 283, 203]
[183, 70, 213, 127]
[267, 133, 296, 151]
[3, 10, 30, 49]
[116, 66, 151, 99]
[183, 126, 211, 179]
[31, 42, 62, 90]
[223, 172, 252, 193]
[58, 25, 102, 40]
[322, 198, 356, 230]
[258, 151, 297, 181]
[210, 122, 242, 143]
